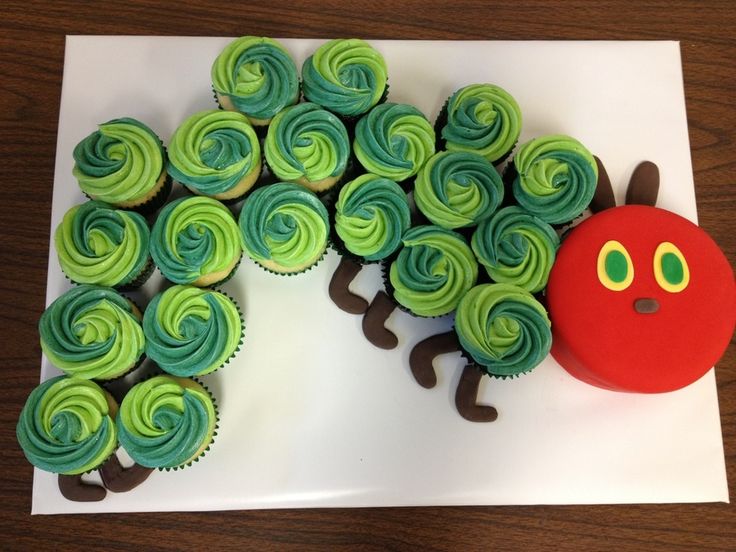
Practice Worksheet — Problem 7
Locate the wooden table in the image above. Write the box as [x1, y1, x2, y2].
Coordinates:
[1, 1, 734, 550]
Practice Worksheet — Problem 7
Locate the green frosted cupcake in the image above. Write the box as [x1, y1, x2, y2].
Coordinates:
[239, 182, 329, 274]
[334, 173, 411, 263]
[414, 151, 503, 229]
[39, 285, 145, 381]
[438, 84, 522, 164]
[471, 207, 559, 293]
[150, 196, 242, 287]
[143, 286, 243, 377]
[353, 103, 435, 183]
[168, 110, 262, 201]
[264, 102, 350, 193]
[116, 375, 217, 470]
[16, 375, 118, 474]
[302, 38, 388, 119]
[388, 225, 478, 317]
[211, 36, 299, 127]
[72, 117, 169, 211]
[509, 135, 598, 225]
[55, 201, 152, 289]
[455, 283, 551, 377]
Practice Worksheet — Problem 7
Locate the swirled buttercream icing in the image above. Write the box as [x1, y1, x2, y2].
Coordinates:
[39, 285, 144, 380]
[335, 173, 411, 262]
[510, 135, 598, 224]
[455, 283, 551, 377]
[150, 196, 242, 286]
[211, 36, 299, 125]
[389, 225, 478, 317]
[16, 376, 117, 474]
[144, 286, 242, 377]
[302, 39, 388, 117]
[116, 376, 217, 469]
[167, 110, 261, 200]
[354, 103, 435, 182]
[414, 151, 503, 229]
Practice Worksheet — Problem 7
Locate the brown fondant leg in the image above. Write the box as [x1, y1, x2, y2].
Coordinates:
[590, 156, 616, 214]
[625, 161, 659, 207]
[455, 365, 498, 423]
[58, 474, 106, 502]
[329, 257, 369, 314]
[362, 291, 398, 349]
[99, 455, 154, 493]
[409, 331, 460, 389]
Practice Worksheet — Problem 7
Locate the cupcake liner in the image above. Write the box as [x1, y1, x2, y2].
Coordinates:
[458, 340, 535, 381]
[130, 171, 173, 216]
[116, 257, 155, 292]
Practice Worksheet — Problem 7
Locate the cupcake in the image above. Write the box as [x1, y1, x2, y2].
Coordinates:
[388, 225, 478, 317]
[353, 103, 435, 184]
[39, 285, 145, 381]
[211, 36, 299, 128]
[508, 135, 598, 225]
[471, 206, 559, 293]
[143, 285, 243, 377]
[264, 102, 350, 193]
[72, 117, 169, 212]
[414, 151, 503, 229]
[437, 84, 522, 164]
[16, 376, 118, 475]
[167, 110, 262, 202]
[116, 375, 217, 470]
[55, 201, 152, 289]
[150, 196, 242, 287]
[301, 39, 388, 120]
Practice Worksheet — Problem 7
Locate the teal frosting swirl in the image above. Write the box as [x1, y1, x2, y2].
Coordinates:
[389, 225, 478, 317]
[471, 207, 559, 293]
[511, 135, 598, 224]
[335, 173, 411, 262]
[167, 110, 261, 197]
[441, 84, 522, 163]
[353, 103, 435, 181]
[16, 376, 117, 474]
[264, 102, 350, 187]
[302, 39, 388, 117]
[239, 182, 329, 271]
[211, 36, 299, 123]
[455, 284, 551, 377]
[39, 285, 145, 380]
[414, 151, 503, 229]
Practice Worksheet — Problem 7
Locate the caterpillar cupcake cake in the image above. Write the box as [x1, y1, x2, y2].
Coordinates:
[72, 117, 170, 213]
[167, 110, 262, 202]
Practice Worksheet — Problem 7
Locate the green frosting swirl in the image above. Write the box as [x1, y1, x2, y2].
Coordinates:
[441, 84, 522, 163]
[167, 110, 261, 197]
[72, 117, 165, 204]
[39, 285, 144, 380]
[16, 376, 117, 474]
[471, 207, 559, 293]
[389, 225, 478, 317]
[302, 39, 388, 117]
[211, 36, 299, 123]
[239, 182, 329, 271]
[511, 134, 598, 224]
[354, 103, 435, 182]
[55, 201, 150, 287]
[144, 286, 242, 377]
[150, 196, 242, 285]
[335, 173, 411, 262]
[455, 284, 551, 377]
[414, 151, 503, 229]
[264, 102, 349, 185]
[116, 376, 216, 469]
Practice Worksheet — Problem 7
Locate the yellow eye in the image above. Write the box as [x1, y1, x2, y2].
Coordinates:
[597, 240, 634, 291]
[654, 242, 689, 292]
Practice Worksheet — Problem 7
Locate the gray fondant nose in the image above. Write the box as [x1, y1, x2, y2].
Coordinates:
[634, 298, 660, 314]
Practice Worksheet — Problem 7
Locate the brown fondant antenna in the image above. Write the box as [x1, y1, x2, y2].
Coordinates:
[409, 331, 460, 389]
[455, 366, 498, 423]
[58, 474, 106, 502]
[99, 455, 154, 493]
[362, 291, 398, 349]
[329, 257, 369, 314]
[625, 161, 659, 206]
[589, 156, 617, 213]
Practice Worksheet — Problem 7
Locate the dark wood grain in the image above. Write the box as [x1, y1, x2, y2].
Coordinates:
[1, 1, 734, 550]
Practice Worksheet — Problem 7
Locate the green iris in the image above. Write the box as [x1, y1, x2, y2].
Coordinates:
[661, 252, 684, 285]
[605, 250, 629, 283]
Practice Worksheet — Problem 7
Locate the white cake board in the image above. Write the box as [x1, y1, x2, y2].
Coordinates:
[32, 37, 728, 513]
